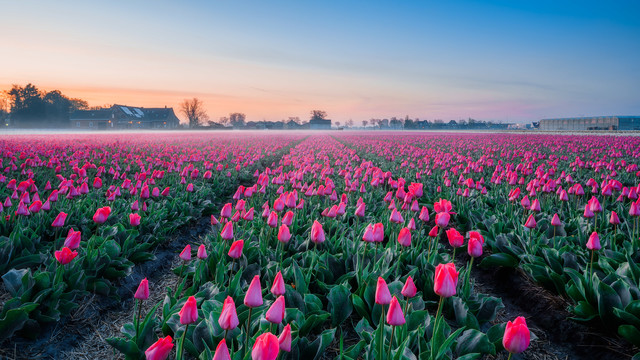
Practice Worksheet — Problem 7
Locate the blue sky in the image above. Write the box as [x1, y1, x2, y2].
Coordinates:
[1, 0, 639, 123]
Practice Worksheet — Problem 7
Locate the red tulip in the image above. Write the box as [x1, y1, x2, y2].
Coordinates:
[434, 198, 453, 214]
[375, 277, 391, 305]
[212, 339, 231, 360]
[310, 220, 325, 244]
[52, 212, 67, 227]
[252, 332, 279, 360]
[281, 210, 294, 226]
[271, 271, 285, 296]
[244, 275, 264, 308]
[389, 208, 404, 224]
[93, 206, 111, 224]
[265, 295, 285, 324]
[397, 227, 411, 247]
[219, 296, 239, 330]
[354, 203, 365, 217]
[179, 296, 198, 325]
[434, 263, 458, 298]
[278, 324, 292, 352]
[129, 213, 141, 226]
[446, 228, 464, 248]
[386, 296, 405, 326]
[135, 278, 149, 300]
[228, 239, 244, 259]
[55, 247, 78, 265]
[145, 335, 174, 360]
[267, 211, 278, 228]
[551, 213, 562, 227]
[401, 276, 417, 298]
[428, 225, 439, 237]
[503, 316, 530, 354]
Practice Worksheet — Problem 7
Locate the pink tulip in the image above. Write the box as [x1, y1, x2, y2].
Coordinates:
[373, 223, 384, 242]
[221, 222, 234, 240]
[524, 214, 536, 229]
[244, 275, 264, 308]
[278, 324, 292, 352]
[468, 236, 483, 257]
[401, 276, 417, 298]
[93, 206, 111, 224]
[587, 231, 601, 250]
[386, 296, 405, 326]
[129, 213, 141, 226]
[397, 227, 411, 247]
[271, 271, 286, 296]
[252, 332, 279, 360]
[52, 212, 67, 227]
[446, 228, 464, 248]
[503, 316, 530, 354]
[310, 220, 325, 244]
[435, 212, 450, 228]
[228, 240, 244, 259]
[197, 244, 207, 259]
[278, 224, 291, 243]
[375, 277, 391, 305]
[179, 244, 191, 261]
[134, 278, 149, 300]
[145, 335, 174, 360]
[219, 296, 239, 330]
[55, 247, 78, 265]
[179, 296, 198, 325]
[551, 213, 562, 227]
[63, 229, 81, 249]
[433, 263, 458, 298]
[265, 295, 285, 324]
[212, 339, 231, 360]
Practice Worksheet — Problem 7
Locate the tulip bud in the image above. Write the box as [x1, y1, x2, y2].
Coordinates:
[271, 271, 286, 296]
[145, 335, 174, 360]
[401, 276, 417, 298]
[179, 296, 198, 325]
[502, 316, 530, 354]
[228, 239, 244, 259]
[134, 277, 149, 300]
[252, 332, 279, 360]
[244, 275, 264, 308]
[212, 339, 231, 360]
[179, 244, 191, 261]
[386, 296, 406, 326]
[375, 277, 391, 305]
[218, 296, 239, 330]
[265, 296, 285, 324]
[278, 324, 292, 352]
[433, 263, 458, 298]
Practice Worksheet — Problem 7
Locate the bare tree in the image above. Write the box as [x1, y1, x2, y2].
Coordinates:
[229, 112, 246, 128]
[180, 98, 209, 128]
[219, 116, 230, 126]
[310, 110, 327, 121]
[362, 120, 368, 127]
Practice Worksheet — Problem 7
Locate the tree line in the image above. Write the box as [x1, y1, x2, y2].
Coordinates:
[2, 84, 89, 128]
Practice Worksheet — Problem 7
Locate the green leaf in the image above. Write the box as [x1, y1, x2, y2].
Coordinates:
[619, 325, 640, 347]
[455, 329, 495, 356]
[0, 302, 39, 341]
[327, 284, 353, 327]
[479, 253, 518, 268]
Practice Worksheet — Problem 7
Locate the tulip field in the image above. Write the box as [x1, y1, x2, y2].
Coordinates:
[1, 131, 640, 360]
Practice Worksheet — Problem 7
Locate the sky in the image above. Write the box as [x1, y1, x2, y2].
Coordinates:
[1, 0, 639, 124]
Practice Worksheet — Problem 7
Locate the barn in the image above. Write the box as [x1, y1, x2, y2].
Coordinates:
[539, 116, 640, 131]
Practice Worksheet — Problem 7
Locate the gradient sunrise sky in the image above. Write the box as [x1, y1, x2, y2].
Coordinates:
[2, 0, 639, 124]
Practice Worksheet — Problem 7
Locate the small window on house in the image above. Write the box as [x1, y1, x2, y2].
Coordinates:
[76, 122, 81, 127]
[89, 122, 94, 127]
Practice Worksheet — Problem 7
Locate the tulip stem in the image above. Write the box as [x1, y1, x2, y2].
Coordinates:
[177, 324, 189, 360]
[134, 299, 142, 344]
[378, 306, 385, 360]
[431, 296, 444, 360]
[507, 353, 513, 360]
[228, 258, 236, 290]
[387, 325, 395, 360]
[589, 249, 595, 285]
[245, 307, 253, 353]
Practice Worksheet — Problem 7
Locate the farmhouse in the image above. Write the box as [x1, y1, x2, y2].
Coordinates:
[539, 116, 640, 131]
[309, 118, 331, 130]
[71, 104, 180, 129]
